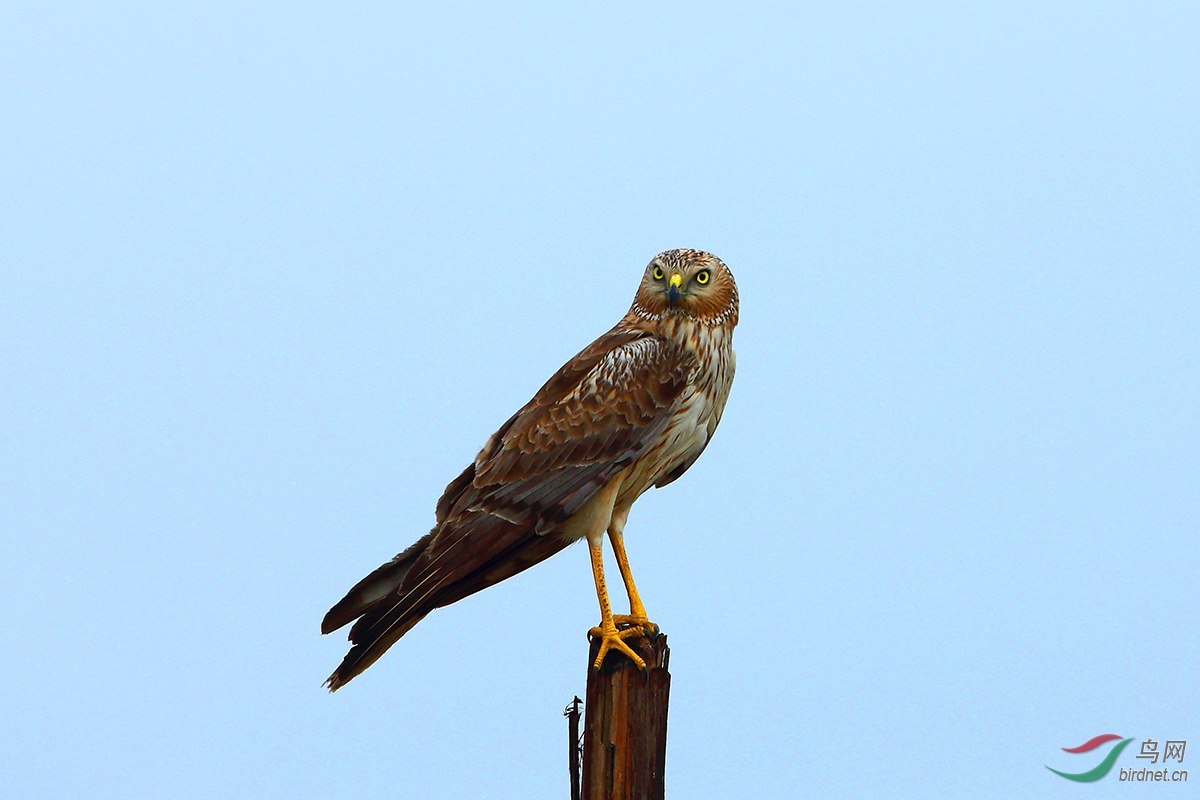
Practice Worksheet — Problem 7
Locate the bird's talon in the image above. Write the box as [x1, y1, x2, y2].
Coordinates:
[591, 625, 648, 671]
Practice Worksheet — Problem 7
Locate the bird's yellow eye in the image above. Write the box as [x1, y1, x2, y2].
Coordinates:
[695, 270, 711, 285]
[652, 266, 664, 280]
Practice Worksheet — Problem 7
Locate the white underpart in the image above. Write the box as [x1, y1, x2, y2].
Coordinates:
[616, 324, 735, 512]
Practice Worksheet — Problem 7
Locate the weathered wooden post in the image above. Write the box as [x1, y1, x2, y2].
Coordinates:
[580, 633, 671, 800]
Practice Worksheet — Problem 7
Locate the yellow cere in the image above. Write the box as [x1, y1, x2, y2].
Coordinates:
[669, 273, 683, 288]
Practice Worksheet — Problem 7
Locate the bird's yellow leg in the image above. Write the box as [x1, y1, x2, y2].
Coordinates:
[587, 537, 647, 671]
[608, 532, 658, 636]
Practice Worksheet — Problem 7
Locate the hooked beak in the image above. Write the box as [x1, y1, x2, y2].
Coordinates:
[667, 273, 682, 308]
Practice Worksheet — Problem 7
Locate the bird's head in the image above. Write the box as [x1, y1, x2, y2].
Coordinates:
[631, 249, 738, 326]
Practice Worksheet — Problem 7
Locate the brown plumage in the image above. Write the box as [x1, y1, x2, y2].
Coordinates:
[322, 249, 738, 689]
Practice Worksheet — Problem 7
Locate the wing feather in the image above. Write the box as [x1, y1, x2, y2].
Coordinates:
[408, 329, 694, 583]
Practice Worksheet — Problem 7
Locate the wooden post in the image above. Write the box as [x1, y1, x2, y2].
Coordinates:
[581, 633, 671, 800]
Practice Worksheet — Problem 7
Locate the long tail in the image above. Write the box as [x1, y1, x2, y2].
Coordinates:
[321, 525, 574, 691]
[321, 533, 436, 690]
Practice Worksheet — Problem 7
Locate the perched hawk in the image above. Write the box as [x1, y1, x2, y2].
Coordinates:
[322, 249, 738, 689]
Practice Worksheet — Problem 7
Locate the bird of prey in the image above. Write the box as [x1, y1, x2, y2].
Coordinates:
[322, 249, 738, 690]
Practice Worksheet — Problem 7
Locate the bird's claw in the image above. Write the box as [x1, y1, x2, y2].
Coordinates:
[588, 622, 647, 671]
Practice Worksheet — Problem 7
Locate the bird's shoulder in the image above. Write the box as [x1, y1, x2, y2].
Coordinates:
[482, 326, 695, 471]
[433, 324, 695, 524]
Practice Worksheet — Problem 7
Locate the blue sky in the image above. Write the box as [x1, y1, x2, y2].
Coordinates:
[1, 2, 1196, 798]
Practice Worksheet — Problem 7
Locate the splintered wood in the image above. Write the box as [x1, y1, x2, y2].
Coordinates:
[581, 634, 671, 800]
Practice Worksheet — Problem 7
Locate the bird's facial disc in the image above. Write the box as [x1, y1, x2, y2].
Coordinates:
[635, 250, 733, 321]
